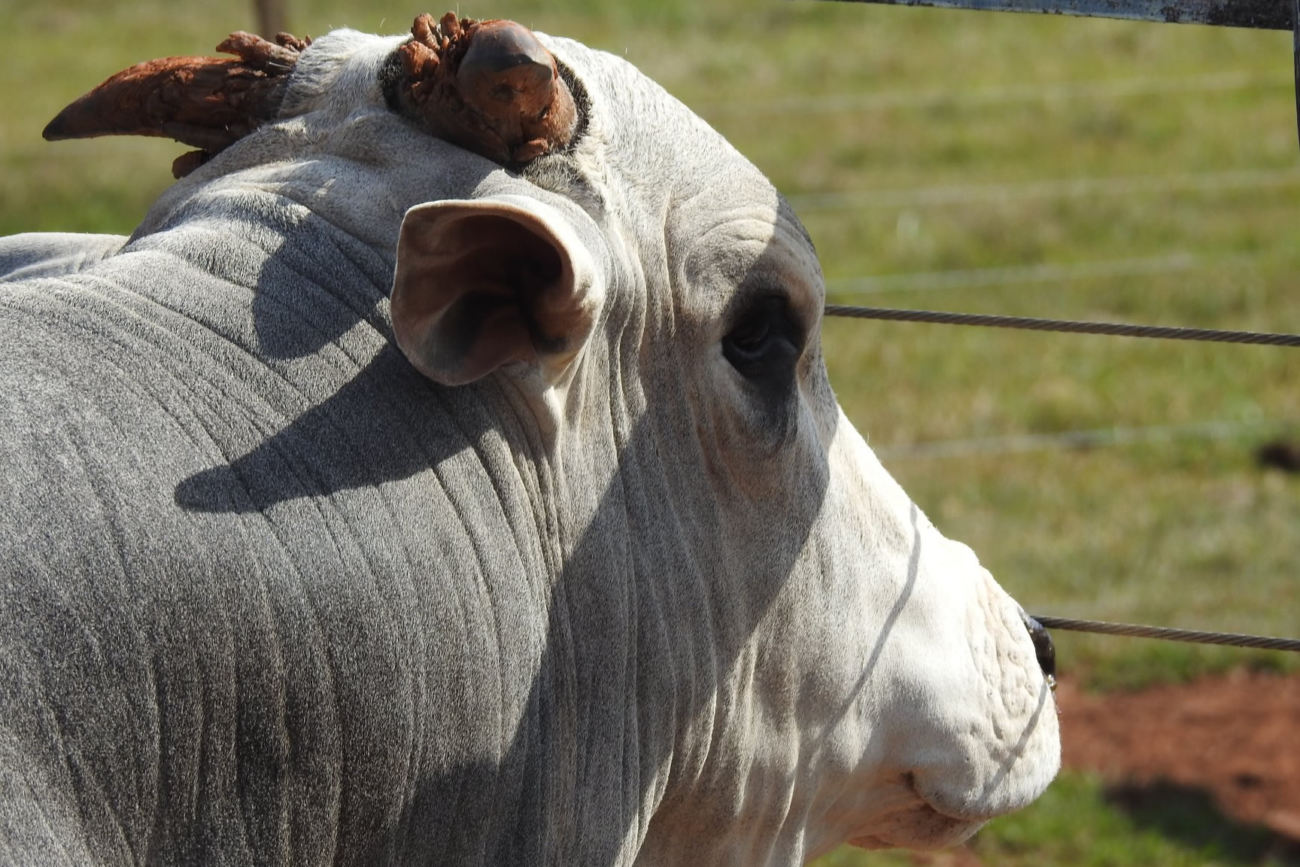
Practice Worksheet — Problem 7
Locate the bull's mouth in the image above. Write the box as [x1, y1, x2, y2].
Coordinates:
[844, 775, 989, 852]
[848, 809, 980, 851]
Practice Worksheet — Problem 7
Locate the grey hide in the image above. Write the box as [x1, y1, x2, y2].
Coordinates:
[0, 23, 1059, 867]
[0, 233, 126, 282]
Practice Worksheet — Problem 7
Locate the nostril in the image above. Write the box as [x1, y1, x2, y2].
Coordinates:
[1023, 615, 1057, 689]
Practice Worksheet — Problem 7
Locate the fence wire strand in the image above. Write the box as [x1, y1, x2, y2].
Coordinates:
[1030, 616, 1300, 652]
[825, 304, 1300, 346]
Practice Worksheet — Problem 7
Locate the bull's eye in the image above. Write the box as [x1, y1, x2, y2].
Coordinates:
[726, 316, 771, 359]
[722, 295, 800, 379]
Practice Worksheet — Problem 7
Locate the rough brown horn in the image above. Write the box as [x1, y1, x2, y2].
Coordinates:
[43, 32, 310, 177]
[40, 13, 576, 176]
[396, 13, 577, 165]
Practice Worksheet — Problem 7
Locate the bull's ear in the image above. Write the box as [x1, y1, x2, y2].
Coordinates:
[391, 198, 602, 386]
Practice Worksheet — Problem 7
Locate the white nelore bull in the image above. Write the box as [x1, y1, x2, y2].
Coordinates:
[0, 14, 1058, 865]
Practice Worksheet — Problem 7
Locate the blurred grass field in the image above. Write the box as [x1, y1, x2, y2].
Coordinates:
[2, 0, 1298, 863]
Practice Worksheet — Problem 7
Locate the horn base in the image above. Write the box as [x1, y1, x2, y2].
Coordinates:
[396, 13, 578, 166]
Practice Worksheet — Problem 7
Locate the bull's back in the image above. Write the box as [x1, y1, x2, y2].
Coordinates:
[0, 267, 556, 863]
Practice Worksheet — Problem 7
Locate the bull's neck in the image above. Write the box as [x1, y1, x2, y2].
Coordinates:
[129, 185, 397, 311]
[542, 340, 825, 864]
[539, 342, 763, 863]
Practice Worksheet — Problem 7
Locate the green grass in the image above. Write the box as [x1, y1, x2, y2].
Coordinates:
[3, 0, 1298, 863]
[813, 772, 1299, 866]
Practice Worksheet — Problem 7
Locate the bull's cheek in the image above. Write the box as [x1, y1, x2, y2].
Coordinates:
[695, 385, 826, 505]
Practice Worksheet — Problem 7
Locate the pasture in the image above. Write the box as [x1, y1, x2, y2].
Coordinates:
[3, 0, 1297, 862]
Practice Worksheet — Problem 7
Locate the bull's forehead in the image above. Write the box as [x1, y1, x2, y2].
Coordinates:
[281, 29, 406, 120]
[538, 36, 822, 311]
[672, 196, 823, 323]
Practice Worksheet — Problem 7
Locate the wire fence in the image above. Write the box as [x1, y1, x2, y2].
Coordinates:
[824, 303, 1300, 345]
[1030, 615, 1300, 652]
[813, 165, 1298, 649]
[789, 165, 1297, 297]
[743, 14, 1300, 663]
[831, 300, 1300, 651]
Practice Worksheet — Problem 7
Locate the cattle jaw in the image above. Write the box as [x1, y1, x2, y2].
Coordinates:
[847, 745, 1055, 851]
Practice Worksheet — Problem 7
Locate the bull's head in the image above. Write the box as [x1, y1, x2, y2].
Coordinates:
[40, 13, 1059, 860]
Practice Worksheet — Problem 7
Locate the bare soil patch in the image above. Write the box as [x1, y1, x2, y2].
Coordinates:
[1057, 670, 1300, 841]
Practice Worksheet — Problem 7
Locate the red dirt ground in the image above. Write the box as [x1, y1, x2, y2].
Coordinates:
[1057, 670, 1300, 840]
[907, 669, 1300, 865]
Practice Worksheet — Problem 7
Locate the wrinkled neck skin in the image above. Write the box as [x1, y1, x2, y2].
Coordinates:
[117, 29, 1055, 865]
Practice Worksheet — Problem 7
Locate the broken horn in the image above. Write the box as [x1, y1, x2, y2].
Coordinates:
[43, 31, 310, 172]
[398, 12, 577, 165]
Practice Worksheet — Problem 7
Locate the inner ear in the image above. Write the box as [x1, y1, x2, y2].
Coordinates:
[391, 199, 599, 386]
